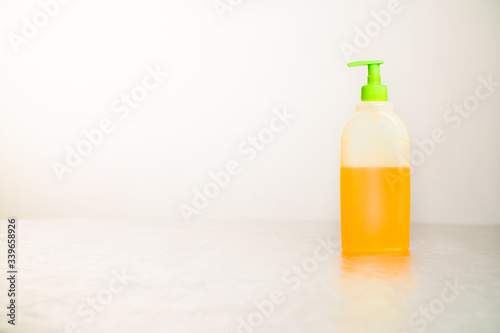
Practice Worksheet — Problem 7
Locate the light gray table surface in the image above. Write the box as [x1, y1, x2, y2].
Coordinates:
[0, 219, 499, 333]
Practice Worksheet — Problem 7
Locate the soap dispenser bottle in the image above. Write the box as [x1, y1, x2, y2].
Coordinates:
[341, 60, 410, 253]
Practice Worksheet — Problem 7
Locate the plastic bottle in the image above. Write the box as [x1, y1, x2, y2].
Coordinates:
[341, 60, 410, 253]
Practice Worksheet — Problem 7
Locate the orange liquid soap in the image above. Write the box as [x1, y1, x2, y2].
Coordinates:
[340, 167, 410, 253]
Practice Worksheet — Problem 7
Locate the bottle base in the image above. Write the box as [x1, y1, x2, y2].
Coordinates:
[341, 247, 409, 254]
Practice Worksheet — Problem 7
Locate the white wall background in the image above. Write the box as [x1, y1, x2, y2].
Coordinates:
[0, 0, 499, 224]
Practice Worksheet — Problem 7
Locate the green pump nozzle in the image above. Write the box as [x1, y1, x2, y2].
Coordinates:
[347, 60, 387, 101]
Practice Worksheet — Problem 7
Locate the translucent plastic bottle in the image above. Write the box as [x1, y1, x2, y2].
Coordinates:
[341, 61, 410, 253]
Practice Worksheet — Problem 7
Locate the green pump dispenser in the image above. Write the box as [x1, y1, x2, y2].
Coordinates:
[347, 60, 387, 101]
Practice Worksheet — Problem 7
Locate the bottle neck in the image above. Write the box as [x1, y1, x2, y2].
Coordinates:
[355, 101, 393, 112]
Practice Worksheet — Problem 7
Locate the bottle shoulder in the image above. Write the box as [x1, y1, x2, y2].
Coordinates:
[341, 103, 409, 143]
